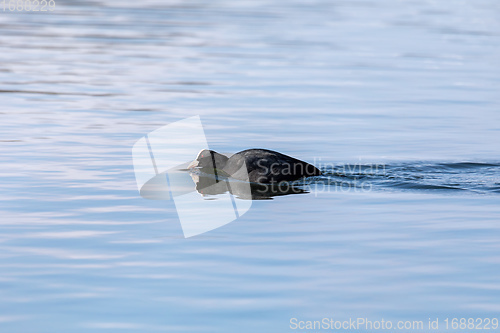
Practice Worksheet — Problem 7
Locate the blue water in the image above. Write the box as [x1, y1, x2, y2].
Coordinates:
[1, 1, 500, 332]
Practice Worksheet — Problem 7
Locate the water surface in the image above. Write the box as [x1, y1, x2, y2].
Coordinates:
[1, 0, 500, 332]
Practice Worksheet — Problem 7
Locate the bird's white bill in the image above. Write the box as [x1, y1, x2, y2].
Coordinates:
[187, 159, 199, 169]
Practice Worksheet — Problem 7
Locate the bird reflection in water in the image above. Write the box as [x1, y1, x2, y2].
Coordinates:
[188, 169, 307, 200]
[139, 164, 308, 202]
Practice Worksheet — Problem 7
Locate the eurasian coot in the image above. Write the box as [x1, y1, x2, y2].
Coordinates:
[187, 148, 321, 183]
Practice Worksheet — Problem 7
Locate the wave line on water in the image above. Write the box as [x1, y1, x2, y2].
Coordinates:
[315, 161, 500, 195]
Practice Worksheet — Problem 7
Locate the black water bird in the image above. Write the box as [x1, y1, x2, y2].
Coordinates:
[187, 148, 321, 184]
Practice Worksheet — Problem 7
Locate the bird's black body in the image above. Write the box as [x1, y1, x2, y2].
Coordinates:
[189, 148, 321, 184]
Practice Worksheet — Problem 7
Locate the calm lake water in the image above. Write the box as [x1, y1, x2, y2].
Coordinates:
[1, 0, 500, 332]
